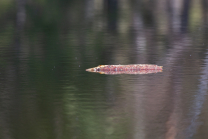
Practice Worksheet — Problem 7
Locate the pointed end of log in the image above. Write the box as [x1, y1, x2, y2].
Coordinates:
[86, 68, 96, 72]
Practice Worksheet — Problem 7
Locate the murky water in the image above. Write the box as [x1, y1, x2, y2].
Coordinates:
[0, 0, 208, 139]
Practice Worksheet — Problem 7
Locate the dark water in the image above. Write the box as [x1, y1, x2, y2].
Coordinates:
[0, 0, 208, 139]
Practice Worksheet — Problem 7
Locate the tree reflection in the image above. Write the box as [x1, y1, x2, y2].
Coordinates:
[104, 0, 118, 33]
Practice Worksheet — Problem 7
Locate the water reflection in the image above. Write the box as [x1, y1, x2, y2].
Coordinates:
[0, 0, 208, 139]
[185, 49, 208, 139]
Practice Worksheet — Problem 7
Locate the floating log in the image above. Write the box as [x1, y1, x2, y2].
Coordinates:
[86, 64, 163, 75]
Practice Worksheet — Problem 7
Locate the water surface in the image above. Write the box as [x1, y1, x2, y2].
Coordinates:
[0, 0, 208, 139]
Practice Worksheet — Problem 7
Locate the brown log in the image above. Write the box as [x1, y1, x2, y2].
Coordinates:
[86, 64, 163, 74]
